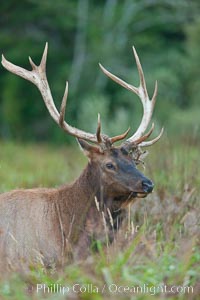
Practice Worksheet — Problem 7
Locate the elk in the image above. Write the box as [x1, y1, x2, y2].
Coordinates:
[0, 44, 163, 272]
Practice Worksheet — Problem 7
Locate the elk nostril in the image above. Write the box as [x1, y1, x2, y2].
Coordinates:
[142, 179, 154, 193]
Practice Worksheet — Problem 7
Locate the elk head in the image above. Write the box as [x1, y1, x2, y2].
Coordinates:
[1, 44, 163, 209]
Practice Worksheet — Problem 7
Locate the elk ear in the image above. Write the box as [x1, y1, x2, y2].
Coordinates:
[77, 138, 102, 157]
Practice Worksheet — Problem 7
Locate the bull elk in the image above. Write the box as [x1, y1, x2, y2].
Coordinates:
[0, 44, 163, 272]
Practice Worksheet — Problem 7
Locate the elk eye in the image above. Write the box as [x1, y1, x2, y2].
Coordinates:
[106, 163, 115, 170]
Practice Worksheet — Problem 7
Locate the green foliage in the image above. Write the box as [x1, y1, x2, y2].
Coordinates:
[0, 141, 85, 192]
[0, 0, 200, 142]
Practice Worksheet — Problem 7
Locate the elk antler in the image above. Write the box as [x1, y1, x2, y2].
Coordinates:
[99, 46, 163, 147]
[1, 43, 129, 147]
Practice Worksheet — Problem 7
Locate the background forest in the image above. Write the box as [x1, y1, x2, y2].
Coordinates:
[1, 0, 200, 144]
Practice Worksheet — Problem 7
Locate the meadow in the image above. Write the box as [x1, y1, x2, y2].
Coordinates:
[0, 137, 199, 300]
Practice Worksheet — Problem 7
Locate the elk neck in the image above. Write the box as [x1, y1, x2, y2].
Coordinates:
[57, 161, 102, 241]
[57, 160, 125, 242]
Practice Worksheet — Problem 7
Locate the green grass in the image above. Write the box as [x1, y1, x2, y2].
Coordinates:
[0, 138, 199, 300]
[0, 141, 86, 192]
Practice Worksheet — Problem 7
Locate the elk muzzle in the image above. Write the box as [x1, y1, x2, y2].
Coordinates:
[129, 171, 154, 198]
[142, 178, 154, 193]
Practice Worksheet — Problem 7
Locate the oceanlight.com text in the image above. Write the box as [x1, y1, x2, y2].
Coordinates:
[36, 283, 193, 296]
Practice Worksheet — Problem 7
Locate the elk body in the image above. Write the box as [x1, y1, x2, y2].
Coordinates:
[0, 44, 163, 272]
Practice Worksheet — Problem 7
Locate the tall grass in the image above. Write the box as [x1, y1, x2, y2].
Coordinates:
[0, 137, 199, 300]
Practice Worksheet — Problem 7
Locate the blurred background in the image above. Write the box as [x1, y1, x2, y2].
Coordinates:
[0, 0, 200, 144]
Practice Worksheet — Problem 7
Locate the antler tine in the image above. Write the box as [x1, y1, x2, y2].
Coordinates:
[59, 81, 68, 126]
[29, 56, 37, 70]
[140, 127, 164, 147]
[134, 123, 154, 145]
[110, 127, 130, 144]
[99, 63, 138, 95]
[132, 46, 148, 99]
[96, 113, 102, 143]
[40, 42, 48, 72]
[152, 80, 158, 107]
[1, 43, 101, 144]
